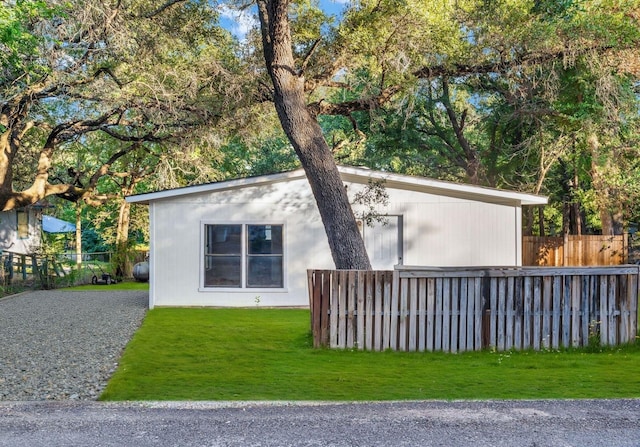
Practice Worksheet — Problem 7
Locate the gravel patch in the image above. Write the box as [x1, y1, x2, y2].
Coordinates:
[0, 290, 148, 401]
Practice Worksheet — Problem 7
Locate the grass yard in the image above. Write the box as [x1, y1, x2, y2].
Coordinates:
[65, 280, 149, 291]
[100, 308, 640, 401]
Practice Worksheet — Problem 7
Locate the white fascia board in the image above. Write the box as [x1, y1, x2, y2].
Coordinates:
[126, 168, 307, 204]
[126, 164, 547, 207]
[336, 166, 548, 206]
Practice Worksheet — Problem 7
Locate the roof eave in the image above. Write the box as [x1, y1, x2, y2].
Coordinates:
[336, 166, 548, 206]
[126, 165, 548, 207]
[126, 168, 307, 204]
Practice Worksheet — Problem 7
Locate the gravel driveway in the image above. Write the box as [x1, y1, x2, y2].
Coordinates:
[0, 290, 148, 401]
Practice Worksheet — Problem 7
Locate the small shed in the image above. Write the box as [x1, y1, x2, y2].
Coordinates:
[0, 207, 43, 255]
[126, 166, 547, 308]
[0, 207, 76, 256]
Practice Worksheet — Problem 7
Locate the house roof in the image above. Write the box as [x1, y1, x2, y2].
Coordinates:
[42, 215, 76, 233]
[126, 165, 548, 206]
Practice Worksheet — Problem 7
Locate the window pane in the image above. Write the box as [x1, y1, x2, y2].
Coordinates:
[204, 224, 242, 288]
[248, 225, 283, 254]
[204, 256, 241, 287]
[17, 210, 28, 239]
[206, 225, 241, 255]
[247, 256, 283, 288]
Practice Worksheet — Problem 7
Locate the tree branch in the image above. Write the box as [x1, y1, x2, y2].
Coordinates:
[93, 67, 125, 88]
[86, 142, 142, 189]
[142, 0, 186, 19]
[413, 44, 617, 80]
[99, 127, 163, 143]
[308, 86, 400, 117]
[300, 38, 322, 75]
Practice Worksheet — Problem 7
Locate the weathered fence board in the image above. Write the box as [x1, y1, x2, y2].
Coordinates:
[523, 235, 627, 266]
[308, 265, 639, 353]
[1, 251, 67, 289]
[418, 278, 426, 352]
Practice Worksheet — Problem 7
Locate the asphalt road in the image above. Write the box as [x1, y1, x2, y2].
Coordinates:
[1, 399, 639, 447]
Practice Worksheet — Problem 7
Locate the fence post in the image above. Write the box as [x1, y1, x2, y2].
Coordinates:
[408, 277, 419, 352]
[607, 276, 617, 345]
[389, 271, 400, 350]
[399, 276, 409, 351]
[357, 271, 365, 350]
[426, 278, 435, 352]
[450, 278, 459, 353]
[473, 278, 482, 351]
[441, 278, 450, 352]
[321, 271, 331, 348]
[330, 271, 339, 348]
[0, 253, 5, 286]
[7, 253, 14, 283]
[382, 272, 392, 350]
[418, 278, 427, 352]
[308, 270, 321, 348]
[630, 269, 639, 342]
[374, 272, 383, 351]
[20, 255, 26, 280]
[365, 272, 374, 350]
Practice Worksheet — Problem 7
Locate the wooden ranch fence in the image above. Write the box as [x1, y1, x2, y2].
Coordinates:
[1, 251, 67, 289]
[307, 266, 639, 353]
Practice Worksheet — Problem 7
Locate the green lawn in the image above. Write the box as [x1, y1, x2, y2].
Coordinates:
[65, 280, 149, 291]
[100, 308, 640, 401]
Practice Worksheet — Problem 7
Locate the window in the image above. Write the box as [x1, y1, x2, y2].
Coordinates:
[204, 224, 242, 287]
[204, 224, 284, 289]
[247, 225, 283, 288]
[16, 210, 28, 239]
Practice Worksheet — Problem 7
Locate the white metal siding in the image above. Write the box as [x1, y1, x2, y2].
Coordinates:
[0, 210, 41, 255]
[349, 184, 518, 267]
[403, 201, 516, 266]
[148, 178, 524, 307]
[149, 178, 334, 307]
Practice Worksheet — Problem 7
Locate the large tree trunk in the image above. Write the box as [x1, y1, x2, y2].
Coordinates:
[115, 198, 133, 277]
[257, 0, 371, 270]
[441, 78, 482, 185]
[537, 206, 546, 237]
[115, 199, 131, 247]
[0, 123, 82, 211]
[75, 205, 82, 271]
[588, 134, 624, 235]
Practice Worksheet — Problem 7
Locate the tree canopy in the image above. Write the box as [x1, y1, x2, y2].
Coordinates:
[3, 0, 640, 266]
[0, 0, 240, 211]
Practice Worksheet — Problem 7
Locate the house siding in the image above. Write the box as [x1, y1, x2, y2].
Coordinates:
[365, 186, 520, 267]
[148, 178, 333, 307]
[146, 177, 526, 308]
[0, 209, 41, 255]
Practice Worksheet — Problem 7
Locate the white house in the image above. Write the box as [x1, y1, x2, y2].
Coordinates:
[0, 207, 43, 255]
[126, 166, 547, 308]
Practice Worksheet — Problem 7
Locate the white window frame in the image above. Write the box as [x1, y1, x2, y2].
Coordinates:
[200, 221, 287, 292]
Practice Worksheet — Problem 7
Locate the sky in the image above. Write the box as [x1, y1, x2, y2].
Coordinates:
[218, 0, 350, 41]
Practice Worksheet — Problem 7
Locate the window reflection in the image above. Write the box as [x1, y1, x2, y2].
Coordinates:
[204, 224, 284, 288]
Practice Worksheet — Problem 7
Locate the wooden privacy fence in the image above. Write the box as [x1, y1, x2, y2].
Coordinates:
[523, 235, 627, 266]
[307, 266, 639, 353]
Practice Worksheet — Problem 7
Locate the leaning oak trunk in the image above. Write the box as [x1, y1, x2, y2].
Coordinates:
[257, 0, 371, 269]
